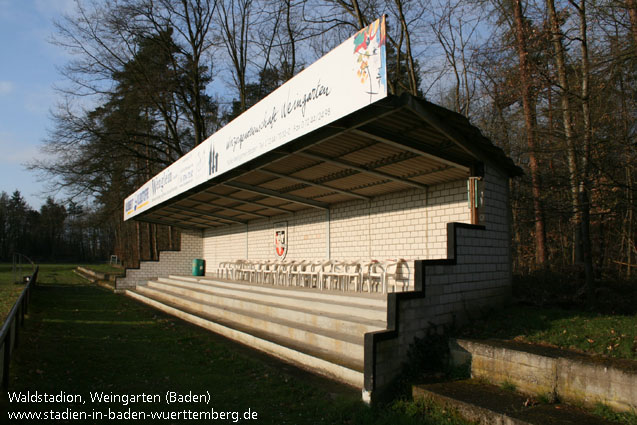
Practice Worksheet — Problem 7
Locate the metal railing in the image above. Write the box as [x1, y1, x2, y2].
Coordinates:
[1, 265, 38, 390]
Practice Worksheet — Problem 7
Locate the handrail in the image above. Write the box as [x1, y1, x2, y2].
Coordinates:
[1, 265, 38, 390]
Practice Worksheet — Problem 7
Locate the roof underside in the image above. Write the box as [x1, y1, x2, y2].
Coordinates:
[134, 94, 520, 231]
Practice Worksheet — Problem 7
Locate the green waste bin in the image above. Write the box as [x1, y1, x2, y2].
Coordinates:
[192, 259, 205, 276]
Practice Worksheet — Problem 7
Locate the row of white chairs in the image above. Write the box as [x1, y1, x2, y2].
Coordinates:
[216, 259, 411, 293]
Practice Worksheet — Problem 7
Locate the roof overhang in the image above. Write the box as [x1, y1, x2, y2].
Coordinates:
[129, 93, 522, 231]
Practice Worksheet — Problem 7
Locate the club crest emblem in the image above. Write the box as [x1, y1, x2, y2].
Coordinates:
[274, 222, 288, 260]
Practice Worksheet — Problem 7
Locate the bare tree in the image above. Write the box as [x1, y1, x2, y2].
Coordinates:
[509, 0, 549, 268]
[429, 0, 482, 116]
[316, 0, 425, 95]
[217, 0, 254, 113]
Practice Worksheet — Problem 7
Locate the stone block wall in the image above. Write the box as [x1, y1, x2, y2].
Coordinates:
[115, 229, 204, 291]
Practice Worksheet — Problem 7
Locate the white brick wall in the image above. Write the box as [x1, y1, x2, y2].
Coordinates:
[203, 209, 328, 267]
[369, 165, 513, 395]
[116, 230, 204, 290]
[202, 179, 471, 281]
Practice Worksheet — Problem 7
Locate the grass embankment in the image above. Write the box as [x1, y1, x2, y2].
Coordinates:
[79, 263, 124, 275]
[457, 273, 637, 360]
[458, 306, 637, 360]
[0, 265, 471, 425]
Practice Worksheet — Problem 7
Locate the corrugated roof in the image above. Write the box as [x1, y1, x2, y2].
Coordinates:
[133, 93, 521, 230]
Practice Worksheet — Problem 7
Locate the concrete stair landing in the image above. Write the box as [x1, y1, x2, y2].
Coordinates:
[413, 380, 617, 425]
[125, 276, 388, 388]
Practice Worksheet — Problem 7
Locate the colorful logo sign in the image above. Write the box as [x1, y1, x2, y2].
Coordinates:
[274, 222, 288, 260]
[353, 15, 387, 102]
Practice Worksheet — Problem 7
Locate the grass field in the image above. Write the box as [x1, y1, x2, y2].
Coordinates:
[0, 263, 36, 322]
[0, 266, 471, 425]
[1, 264, 124, 321]
[3, 265, 635, 423]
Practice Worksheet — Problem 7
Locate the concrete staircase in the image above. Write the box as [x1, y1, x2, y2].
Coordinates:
[125, 276, 388, 388]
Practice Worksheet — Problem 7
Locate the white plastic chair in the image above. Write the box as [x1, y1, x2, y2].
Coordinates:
[318, 260, 338, 290]
[298, 260, 322, 288]
[217, 261, 229, 279]
[248, 261, 265, 284]
[288, 260, 307, 287]
[262, 261, 280, 285]
[238, 260, 255, 282]
[340, 260, 362, 292]
[322, 260, 358, 291]
[362, 260, 385, 293]
[385, 259, 411, 292]
[276, 260, 295, 286]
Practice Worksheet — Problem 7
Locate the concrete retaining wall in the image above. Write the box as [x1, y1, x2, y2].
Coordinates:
[450, 338, 637, 413]
[77, 267, 122, 282]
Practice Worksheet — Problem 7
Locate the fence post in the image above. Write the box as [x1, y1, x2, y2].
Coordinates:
[2, 323, 11, 391]
[14, 306, 20, 349]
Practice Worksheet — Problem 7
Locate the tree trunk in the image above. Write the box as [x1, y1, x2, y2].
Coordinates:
[512, 0, 548, 268]
[152, 223, 159, 261]
[136, 221, 142, 265]
[395, 0, 419, 95]
[626, 0, 637, 49]
[284, 0, 296, 80]
[147, 222, 152, 260]
[628, 166, 634, 278]
[350, 0, 367, 28]
[575, 0, 595, 299]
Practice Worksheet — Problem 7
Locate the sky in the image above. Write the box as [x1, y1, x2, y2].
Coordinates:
[0, 0, 75, 210]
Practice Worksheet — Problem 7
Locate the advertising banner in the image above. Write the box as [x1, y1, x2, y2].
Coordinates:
[124, 16, 387, 220]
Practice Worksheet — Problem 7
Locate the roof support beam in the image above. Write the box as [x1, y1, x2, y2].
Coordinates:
[258, 169, 371, 201]
[405, 164, 455, 179]
[404, 96, 482, 161]
[201, 192, 292, 214]
[350, 128, 470, 171]
[223, 181, 329, 209]
[179, 201, 269, 218]
[168, 205, 247, 224]
[296, 152, 429, 190]
[135, 216, 209, 231]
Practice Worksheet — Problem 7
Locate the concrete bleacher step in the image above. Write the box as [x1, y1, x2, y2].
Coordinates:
[126, 290, 364, 387]
[186, 275, 387, 308]
[134, 284, 365, 361]
[151, 277, 387, 332]
[165, 275, 387, 311]
[125, 275, 390, 388]
[412, 380, 616, 425]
